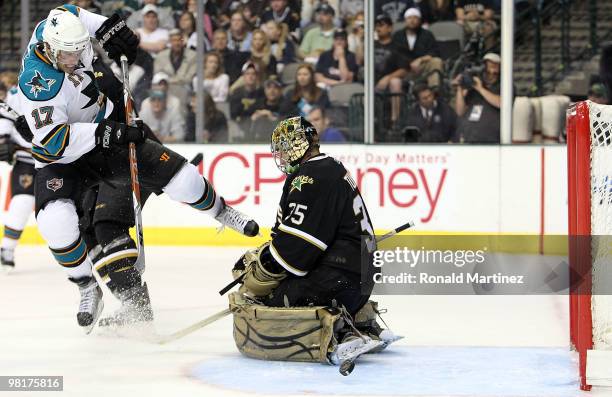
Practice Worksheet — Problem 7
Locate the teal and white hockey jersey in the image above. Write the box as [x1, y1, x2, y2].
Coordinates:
[17, 4, 112, 168]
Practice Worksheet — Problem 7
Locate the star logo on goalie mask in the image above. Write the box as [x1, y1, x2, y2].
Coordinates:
[290, 175, 314, 193]
[25, 71, 56, 98]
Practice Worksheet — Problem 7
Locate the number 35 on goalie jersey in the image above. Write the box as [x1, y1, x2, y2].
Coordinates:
[270, 154, 375, 276]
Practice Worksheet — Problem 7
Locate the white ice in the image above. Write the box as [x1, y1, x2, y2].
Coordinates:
[0, 246, 608, 397]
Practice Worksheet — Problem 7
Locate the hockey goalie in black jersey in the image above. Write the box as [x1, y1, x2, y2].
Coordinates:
[230, 117, 401, 369]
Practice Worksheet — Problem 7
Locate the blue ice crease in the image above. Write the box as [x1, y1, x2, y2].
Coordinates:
[191, 346, 582, 396]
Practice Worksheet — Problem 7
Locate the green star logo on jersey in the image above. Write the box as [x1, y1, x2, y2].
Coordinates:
[25, 70, 56, 98]
[290, 175, 314, 193]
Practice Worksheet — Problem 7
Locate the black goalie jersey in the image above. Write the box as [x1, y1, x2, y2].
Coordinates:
[270, 154, 375, 276]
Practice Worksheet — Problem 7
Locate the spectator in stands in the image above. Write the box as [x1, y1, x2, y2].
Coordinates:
[229, 29, 278, 93]
[135, 5, 170, 56]
[347, 11, 365, 66]
[249, 29, 278, 79]
[185, 91, 228, 142]
[212, 29, 251, 84]
[140, 87, 185, 142]
[252, 77, 286, 121]
[453, 52, 501, 143]
[300, 4, 337, 63]
[75, 0, 101, 14]
[307, 106, 346, 142]
[455, 0, 497, 50]
[0, 71, 18, 93]
[140, 72, 182, 119]
[300, 1, 340, 29]
[405, 83, 457, 142]
[588, 82, 608, 105]
[198, 52, 230, 103]
[153, 29, 197, 108]
[282, 63, 331, 117]
[263, 20, 297, 74]
[229, 62, 265, 122]
[375, 0, 433, 25]
[429, 0, 455, 22]
[0, 83, 6, 102]
[392, 7, 443, 88]
[315, 29, 358, 88]
[227, 10, 253, 52]
[178, 11, 197, 50]
[248, 77, 287, 142]
[340, 0, 364, 21]
[375, 14, 407, 127]
[261, 0, 301, 41]
[127, 0, 175, 30]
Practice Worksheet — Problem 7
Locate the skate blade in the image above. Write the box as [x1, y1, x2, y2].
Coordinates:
[331, 338, 384, 364]
[82, 300, 104, 335]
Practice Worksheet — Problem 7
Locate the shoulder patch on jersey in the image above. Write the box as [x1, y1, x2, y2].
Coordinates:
[19, 52, 64, 102]
[290, 175, 314, 193]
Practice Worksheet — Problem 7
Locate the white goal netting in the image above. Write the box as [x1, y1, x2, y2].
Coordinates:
[587, 101, 612, 349]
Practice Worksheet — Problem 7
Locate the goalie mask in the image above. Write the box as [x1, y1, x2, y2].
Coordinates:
[271, 116, 318, 174]
[42, 10, 93, 72]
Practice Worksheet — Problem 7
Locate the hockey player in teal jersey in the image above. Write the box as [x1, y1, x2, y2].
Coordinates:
[18, 5, 259, 333]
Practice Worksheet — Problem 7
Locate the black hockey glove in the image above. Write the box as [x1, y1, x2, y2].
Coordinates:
[95, 119, 146, 150]
[14, 115, 33, 143]
[0, 140, 16, 164]
[95, 13, 139, 65]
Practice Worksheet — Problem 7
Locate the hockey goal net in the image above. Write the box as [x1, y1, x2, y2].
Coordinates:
[567, 100, 612, 390]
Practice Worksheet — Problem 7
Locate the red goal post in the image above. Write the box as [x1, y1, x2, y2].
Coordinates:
[567, 100, 612, 391]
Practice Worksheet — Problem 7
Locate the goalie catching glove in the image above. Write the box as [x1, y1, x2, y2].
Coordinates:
[233, 242, 287, 297]
[94, 13, 139, 65]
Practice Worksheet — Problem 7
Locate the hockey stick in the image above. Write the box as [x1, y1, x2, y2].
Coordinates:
[120, 55, 145, 273]
[218, 220, 416, 296]
[155, 308, 231, 345]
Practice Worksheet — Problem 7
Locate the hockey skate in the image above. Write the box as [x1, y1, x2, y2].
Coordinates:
[354, 301, 403, 353]
[329, 333, 384, 375]
[69, 276, 104, 334]
[0, 248, 15, 273]
[98, 282, 153, 328]
[215, 198, 259, 237]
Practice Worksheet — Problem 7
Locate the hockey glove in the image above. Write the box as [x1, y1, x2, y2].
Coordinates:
[14, 116, 33, 143]
[95, 119, 145, 150]
[0, 140, 16, 164]
[95, 13, 139, 65]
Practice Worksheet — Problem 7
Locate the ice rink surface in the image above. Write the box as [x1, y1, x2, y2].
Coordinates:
[0, 245, 609, 397]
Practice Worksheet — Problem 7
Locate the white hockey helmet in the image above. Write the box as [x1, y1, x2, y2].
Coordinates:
[42, 10, 92, 69]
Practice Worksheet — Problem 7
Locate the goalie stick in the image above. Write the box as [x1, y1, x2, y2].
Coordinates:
[120, 55, 145, 273]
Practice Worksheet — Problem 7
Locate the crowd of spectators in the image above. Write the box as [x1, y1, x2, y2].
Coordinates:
[68, 0, 507, 143]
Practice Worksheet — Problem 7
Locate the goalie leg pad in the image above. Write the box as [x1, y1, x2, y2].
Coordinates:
[229, 292, 342, 364]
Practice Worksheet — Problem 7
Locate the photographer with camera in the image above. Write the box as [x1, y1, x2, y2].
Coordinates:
[453, 52, 502, 143]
